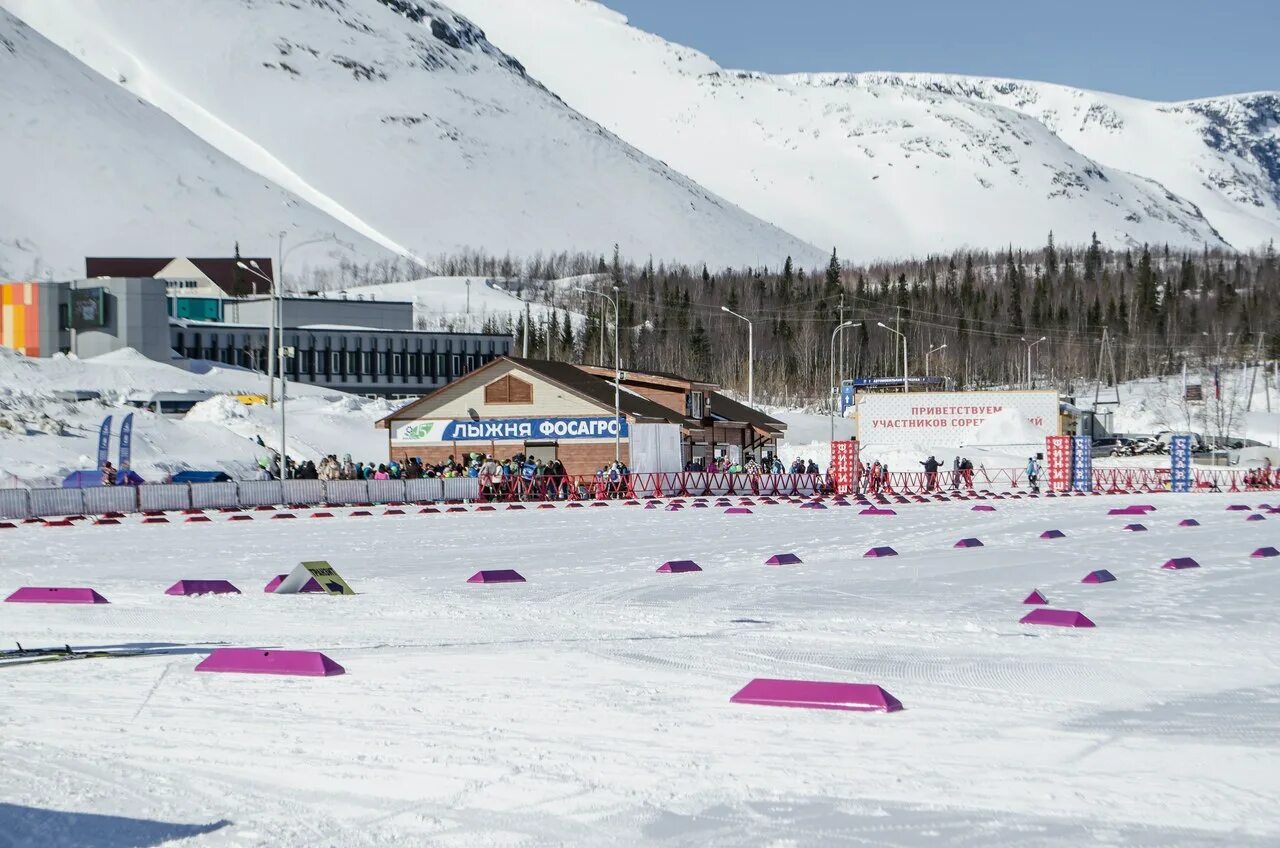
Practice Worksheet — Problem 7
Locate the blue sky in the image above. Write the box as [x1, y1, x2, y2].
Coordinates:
[603, 0, 1278, 101]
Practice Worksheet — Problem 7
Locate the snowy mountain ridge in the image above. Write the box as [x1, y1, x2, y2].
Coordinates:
[0, 0, 823, 276]
[2, 0, 1276, 280]
[447, 0, 1279, 256]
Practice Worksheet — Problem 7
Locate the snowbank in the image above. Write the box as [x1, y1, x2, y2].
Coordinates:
[0, 349, 387, 486]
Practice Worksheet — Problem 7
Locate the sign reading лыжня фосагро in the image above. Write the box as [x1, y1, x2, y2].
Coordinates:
[854, 391, 1060, 450]
[394, 416, 628, 444]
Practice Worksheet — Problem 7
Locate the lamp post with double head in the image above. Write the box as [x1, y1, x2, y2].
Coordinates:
[829, 321, 856, 442]
[573, 286, 622, 462]
[877, 322, 909, 393]
[1021, 336, 1046, 389]
[720, 306, 753, 409]
[925, 343, 947, 378]
[238, 233, 352, 479]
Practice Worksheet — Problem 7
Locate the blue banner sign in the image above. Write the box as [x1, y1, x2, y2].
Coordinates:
[1170, 434, 1192, 493]
[396, 416, 627, 443]
[840, 383, 855, 414]
[118, 413, 134, 471]
[96, 415, 113, 469]
[1071, 434, 1092, 492]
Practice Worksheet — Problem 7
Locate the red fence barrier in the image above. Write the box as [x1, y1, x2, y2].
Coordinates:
[473, 466, 1275, 503]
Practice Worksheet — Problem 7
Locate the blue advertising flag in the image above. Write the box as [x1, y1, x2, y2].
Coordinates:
[1071, 435, 1092, 492]
[96, 415, 113, 469]
[1170, 434, 1192, 493]
[118, 413, 135, 471]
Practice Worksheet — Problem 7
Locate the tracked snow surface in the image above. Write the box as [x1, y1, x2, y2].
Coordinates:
[1, 495, 1279, 845]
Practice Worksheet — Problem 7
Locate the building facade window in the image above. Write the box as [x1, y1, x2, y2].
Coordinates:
[688, 391, 705, 419]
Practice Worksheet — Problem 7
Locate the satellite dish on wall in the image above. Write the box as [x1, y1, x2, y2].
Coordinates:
[467, 407, 480, 422]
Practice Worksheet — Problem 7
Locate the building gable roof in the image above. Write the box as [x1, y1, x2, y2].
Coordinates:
[377, 357, 689, 429]
[708, 391, 787, 435]
[84, 257, 273, 296]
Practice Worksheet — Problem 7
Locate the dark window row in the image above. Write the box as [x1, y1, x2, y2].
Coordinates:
[172, 331, 509, 387]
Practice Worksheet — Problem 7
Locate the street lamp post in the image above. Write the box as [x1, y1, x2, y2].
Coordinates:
[829, 321, 856, 442]
[1021, 336, 1046, 389]
[720, 306, 753, 408]
[877, 322, 909, 393]
[238, 232, 351, 480]
[925, 343, 947, 378]
[574, 286, 622, 463]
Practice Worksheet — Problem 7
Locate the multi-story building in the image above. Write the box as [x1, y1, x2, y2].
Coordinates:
[2, 275, 511, 397]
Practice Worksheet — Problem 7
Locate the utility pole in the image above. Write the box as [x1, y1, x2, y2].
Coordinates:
[465, 279, 471, 316]
[838, 292, 845, 395]
[829, 321, 856, 442]
[1092, 327, 1121, 440]
[721, 306, 753, 408]
[522, 301, 530, 358]
[1247, 333, 1263, 411]
[894, 305, 908, 393]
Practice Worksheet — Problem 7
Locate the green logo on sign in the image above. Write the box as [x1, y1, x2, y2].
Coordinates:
[401, 422, 434, 441]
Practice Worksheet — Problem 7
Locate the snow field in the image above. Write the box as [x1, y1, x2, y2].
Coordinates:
[2, 494, 1279, 845]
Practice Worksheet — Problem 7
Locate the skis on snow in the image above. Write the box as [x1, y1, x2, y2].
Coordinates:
[0, 642, 151, 668]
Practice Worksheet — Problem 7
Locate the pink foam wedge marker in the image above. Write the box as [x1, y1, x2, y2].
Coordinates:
[1162, 558, 1199, 570]
[765, 553, 802, 565]
[5, 587, 109, 604]
[729, 678, 903, 713]
[467, 570, 526, 583]
[1020, 608, 1095, 627]
[262, 575, 323, 593]
[1023, 589, 1049, 605]
[195, 648, 344, 677]
[165, 580, 241, 596]
[657, 560, 702, 573]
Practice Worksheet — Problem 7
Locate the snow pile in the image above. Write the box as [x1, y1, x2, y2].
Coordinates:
[447, 0, 1275, 254]
[0, 349, 388, 486]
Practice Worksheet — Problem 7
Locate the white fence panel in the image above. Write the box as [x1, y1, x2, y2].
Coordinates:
[190, 482, 241, 509]
[237, 480, 285, 507]
[405, 478, 444, 502]
[82, 487, 138, 514]
[366, 480, 408, 503]
[30, 488, 86, 517]
[281, 479, 325, 506]
[0, 489, 31, 519]
[441, 477, 480, 501]
[322, 480, 369, 505]
[139, 484, 192, 512]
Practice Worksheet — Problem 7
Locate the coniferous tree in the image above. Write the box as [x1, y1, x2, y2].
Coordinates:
[688, 319, 711, 377]
[1135, 245, 1158, 330]
[825, 248, 841, 296]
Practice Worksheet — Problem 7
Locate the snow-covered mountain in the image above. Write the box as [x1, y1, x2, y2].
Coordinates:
[853, 73, 1280, 251]
[0, 9, 391, 278]
[1, 0, 824, 275]
[448, 0, 1278, 256]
